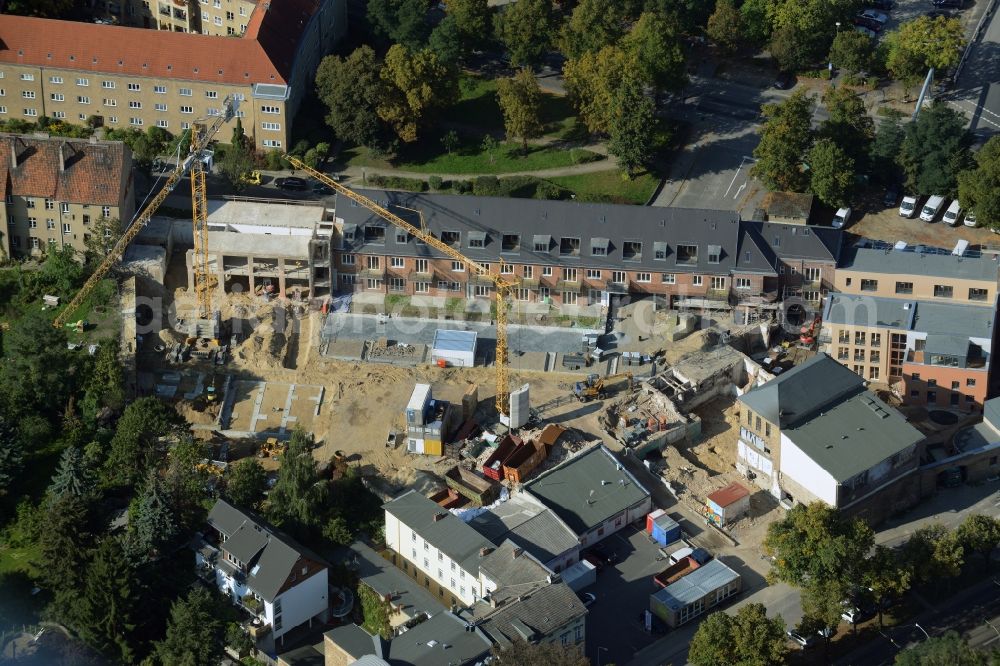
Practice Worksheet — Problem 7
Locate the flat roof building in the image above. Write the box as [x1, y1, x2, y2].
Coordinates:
[649, 559, 741, 627]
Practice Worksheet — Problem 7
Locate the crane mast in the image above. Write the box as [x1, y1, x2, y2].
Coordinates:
[284, 156, 519, 416]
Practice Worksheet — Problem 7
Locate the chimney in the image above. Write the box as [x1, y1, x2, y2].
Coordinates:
[59, 143, 66, 172]
[433, 513, 446, 522]
[479, 547, 493, 557]
[512, 547, 524, 559]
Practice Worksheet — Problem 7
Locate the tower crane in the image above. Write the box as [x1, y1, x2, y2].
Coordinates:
[53, 97, 237, 330]
[283, 156, 520, 417]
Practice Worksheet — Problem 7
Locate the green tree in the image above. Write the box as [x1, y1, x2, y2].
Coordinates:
[163, 439, 210, 531]
[266, 428, 328, 536]
[559, 0, 627, 60]
[689, 603, 788, 666]
[829, 30, 875, 74]
[821, 86, 874, 168]
[496, 68, 543, 152]
[367, 0, 431, 48]
[492, 639, 590, 665]
[770, 0, 862, 70]
[706, 0, 745, 55]
[870, 111, 906, 182]
[128, 472, 178, 561]
[155, 587, 227, 666]
[901, 523, 965, 585]
[621, 11, 687, 94]
[0, 310, 76, 417]
[564, 46, 635, 135]
[809, 139, 855, 208]
[224, 457, 268, 510]
[429, 15, 464, 66]
[4, 0, 73, 17]
[885, 16, 966, 83]
[38, 493, 94, 593]
[958, 136, 1000, 229]
[955, 514, 1000, 571]
[769, 23, 816, 73]
[316, 46, 387, 148]
[894, 631, 990, 666]
[101, 397, 183, 490]
[0, 417, 23, 497]
[899, 101, 972, 197]
[80, 337, 125, 426]
[445, 0, 492, 52]
[740, 0, 776, 48]
[441, 129, 461, 155]
[495, 0, 556, 68]
[226, 622, 255, 658]
[864, 545, 912, 630]
[481, 134, 500, 164]
[38, 245, 86, 297]
[378, 45, 459, 143]
[801, 579, 850, 640]
[751, 89, 815, 192]
[75, 537, 141, 663]
[608, 77, 656, 178]
[323, 515, 354, 546]
[83, 216, 123, 264]
[47, 446, 92, 501]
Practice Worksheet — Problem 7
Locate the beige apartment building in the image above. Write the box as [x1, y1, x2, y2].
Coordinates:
[91, 0, 257, 35]
[0, 0, 346, 150]
[0, 134, 135, 258]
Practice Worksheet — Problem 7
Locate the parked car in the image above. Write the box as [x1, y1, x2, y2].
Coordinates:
[920, 194, 946, 222]
[578, 592, 596, 608]
[964, 210, 977, 227]
[899, 195, 919, 218]
[942, 199, 962, 226]
[858, 8, 889, 23]
[787, 630, 818, 649]
[276, 176, 307, 191]
[883, 182, 901, 207]
[832, 207, 852, 229]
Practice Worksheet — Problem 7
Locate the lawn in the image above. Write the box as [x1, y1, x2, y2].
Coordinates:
[547, 170, 661, 205]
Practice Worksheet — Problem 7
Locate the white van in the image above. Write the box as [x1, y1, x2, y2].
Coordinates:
[899, 196, 918, 218]
[942, 200, 962, 226]
[920, 195, 945, 222]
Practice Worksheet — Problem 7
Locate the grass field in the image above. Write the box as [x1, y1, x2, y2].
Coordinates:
[547, 170, 660, 205]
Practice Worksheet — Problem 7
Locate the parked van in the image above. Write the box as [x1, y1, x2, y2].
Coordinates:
[899, 195, 918, 218]
[942, 200, 962, 226]
[920, 195, 945, 222]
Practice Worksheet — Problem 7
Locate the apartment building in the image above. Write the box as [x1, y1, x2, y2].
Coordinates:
[91, 0, 259, 35]
[332, 191, 842, 317]
[0, 0, 347, 149]
[0, 133, 134, 258]
[821, 242, 999, 411]
[737, 354, 924, 521]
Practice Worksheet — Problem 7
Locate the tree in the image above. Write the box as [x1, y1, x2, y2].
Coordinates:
[481, 135, 499, 164]
[316, 47, 387, 149]
[0, 417, 23, 496]
[955, 514, 1000, 571]
[128, 472, 178, 561]
[101, 397, 183, 490]
[894, 631, 990, 666]
[83, 216, 123, 263]
[163, 439, 210, 531]
[219, 140, 255, 192]
[870, 111, 906, 182]
[829, 30, 875, 74]
[80, 336, 125, 426]
[75, 536, 141, 663]
[429, 15, 464, 66]
[445, 0, 491, 52]
[226, 622, 255, 658]
[4, 0, 73, 17]
[801, 579, 850, 641]
[225, 458, 268, 510]
[564, 46, 635, 135]
[323, 515, 354, 546]
[496, 68, 543, 152]
[559, 0, 627, 60]
[441, 129, 461, 155]
[492, 639, 589, 665]
[266, 428, 328, 536]
[899, 101, 972, 197]
[769, 23, 815, 73]
[38, 493, 94, 593]
[495, 0, 556, 68]
[689, 604, 788, 666]
[367, 0, 431, 49]
[0, 310, 76, 417]
[621, 11, 687, 94]
[608, 77, 656, 178]
[154, 588, 227, 666]
[770, 0, 862, 70]
[48, 446, 92, 501]
[864, 545, 912, 630]
[706, 0, 745, 55]
[900, 523, 964, 585]
[751, 89, 815, 192]
[377, 45, 459, 143]
[740, 0, 776, 48]
[958, 136, 1000, 229]
[809, 139, 855, 208]
[885, 16, 966, 83]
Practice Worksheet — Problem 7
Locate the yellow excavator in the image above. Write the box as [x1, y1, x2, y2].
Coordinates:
[573, 372, 634, 402]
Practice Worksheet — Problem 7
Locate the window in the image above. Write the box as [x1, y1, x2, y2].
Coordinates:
[77, 96, 90, 104]
[0, 107, 6, 114]
[586, 269, 602, 279]
[154, 103, 167, 112]
[710, 276, 726, 290]
[226, 10, 234, 19]
[262, 105, 280, 114]
[838, 347, 849, 360]
[179, 88, 192, 96]
[156, 119, 169, 128]
[860, 279, 878, 292]
[853, 365, 863, 374]
[765, 423, 771, 437]
[931, 284, 954, 298]
[388, 277, 405, 292]
[692, 275, 703, 286]
[154, 85, 167, 94]
[180, 105, 193, 114]
[928, 379, 937, 387]
[27, 217, 37, 229]
[50, 93, 64, 102]
[29, 237, 39, 249]
[103, 99, 116, 107]
[951, 380, 961, 390]
[340, 254, 355, 266]
[62, 222, 71, 234]
[262, 139, 281, 148]
[414, 281, 429, 293]
[181, 122, 190, 130]
[127, 83, 140, 92]
[500, 263, 514, 274]
[23, 109, 37, 117]
[735, 277, 751, 289]
[214, 15, 223, 25]
[967, 378, 976, 387]
[261, 122, 280, 131]
[563, 291, 577, 305]
[854, 331, 866, 345]
[76, 77, 89, 86]
[662, 273, 676, 284]
[451, 260, 465, 272]
[21, 91, 35, 99]
[206, 90, 218, 99]
[390, 257, 404, 268]
[501, 233, 519, 252]
[611, 270, 626, 284]
[20, 73, 34, 81]
[871, 333, 881, 348]
[677, 244, 698, 264]
[927, 390, 937, 403]
[516, 288, 530, 301]
[102, 206, 111, 217]
[542, 266, 553, 277]
[25, 199, 35, 209]
[44, 199, 53, 211]
[870, 351, 880, 363]
[895, 281, 913, 295]
[636, 272, 651, 283]
[102, 80, 115, 89]
[707, 245, 721, 264]
[559, 236, 580, 256]
[52, 110, 65, 119]
[49, 76, 63, 84]
[108, 116, 117, 123]
[366, 256, 381, 270]
[804, 267, 821, 283]
[854, 349, 865, 362]
[129, 117, 142, 126]
[623, 241, 642, 261]
[128, 100, 141, 108]
[523, 266, 533, 279]
[969, 288, 988, 301]
[46, 219, 55, 230]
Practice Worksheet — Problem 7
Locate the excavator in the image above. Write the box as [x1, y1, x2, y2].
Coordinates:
[573, 372, 634, 402]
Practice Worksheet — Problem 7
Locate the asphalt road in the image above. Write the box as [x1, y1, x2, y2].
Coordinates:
[948, 0, 1000, 136]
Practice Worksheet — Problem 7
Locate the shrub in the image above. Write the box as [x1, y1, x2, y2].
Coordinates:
[428, 175, 443, 190]
[453, 179, 472, 194]
[473, 175, 501, 196]
[535, 181, 564, 200]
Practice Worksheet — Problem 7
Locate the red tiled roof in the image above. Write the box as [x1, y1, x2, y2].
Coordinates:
[706, 482, 750, 508]
[0, 134, 130, 205]
[0, 0, 324, 87]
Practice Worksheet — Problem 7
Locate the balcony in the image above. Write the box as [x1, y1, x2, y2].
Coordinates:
[706, 289, 730, 301]
[735, 289, 778, 305]
[173, 8, 187, 19]
[360, 266, 386, 278]
[158, 5, 171, 15]
[519, 276, 539, 287]
[555, 279, 582, 292]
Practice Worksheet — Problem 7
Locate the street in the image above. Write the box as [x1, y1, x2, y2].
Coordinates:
[949, 0, 1000, 136]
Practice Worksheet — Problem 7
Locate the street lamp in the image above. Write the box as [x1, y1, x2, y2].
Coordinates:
[915, 623, 930, 640]
[597, 646, 609, 666]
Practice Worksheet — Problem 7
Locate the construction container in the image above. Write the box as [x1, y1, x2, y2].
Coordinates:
[406, 384, 432, 426]
[650, 512, 681, 547]
[445, 466, 499, 506]
[705, 482, 750, 527]
[482, 434, 520, 481]
[646, 509, 666, 535]
[653, 556, 702, 588]
[431, 329, 477, 368]
[406, 437, 425, 455]
[562, 559, 597, 592]
[502, 439, 548, 484]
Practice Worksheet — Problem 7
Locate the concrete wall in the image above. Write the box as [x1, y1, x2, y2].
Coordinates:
[834, 269, 997, 305]
[779, 433, 838, 506]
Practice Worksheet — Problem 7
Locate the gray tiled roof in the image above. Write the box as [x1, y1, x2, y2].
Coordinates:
[479, 540, 553, 597]
[223, 522, 269, 564]
[745, 221, 842, 262]
[324, 624, 383, 661]
[739, 354, 866, 428]
[385, 611, 492, 666]
[469, 496, 578, 565]
[824, 294, 995, 340]
[383, 490, 495, 575]
[207, 499, 249, 537]
[523, 446, 650, 536]
[350, 540, 444, 618]
[840, 245, 999, 281]
[473, 582, 586, 648]
[783, 390, 923, 482]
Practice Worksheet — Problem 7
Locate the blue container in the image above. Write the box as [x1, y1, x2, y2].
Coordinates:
[652, 514, 680, 547]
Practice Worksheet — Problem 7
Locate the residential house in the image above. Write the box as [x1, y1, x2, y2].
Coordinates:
[0, 134, 134, 258]
[195, 500, 329, 645]
[469, 493, 580, 573]
[737, 354, 924, 522]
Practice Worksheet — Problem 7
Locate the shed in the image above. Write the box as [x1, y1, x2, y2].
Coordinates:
[432, 329, 478, 368]
[647, 511, 681, 547]
[705, 482, 750, 527]
[649, 559, 742, 627]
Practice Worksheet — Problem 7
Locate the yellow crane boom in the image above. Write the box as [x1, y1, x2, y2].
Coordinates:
[284, 156, 519, 416]
[53, 98, 236, 329]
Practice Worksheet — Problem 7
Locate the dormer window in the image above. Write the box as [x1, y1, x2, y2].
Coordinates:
[623, 241, 642, 261]
[591, 237, 609, 256]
